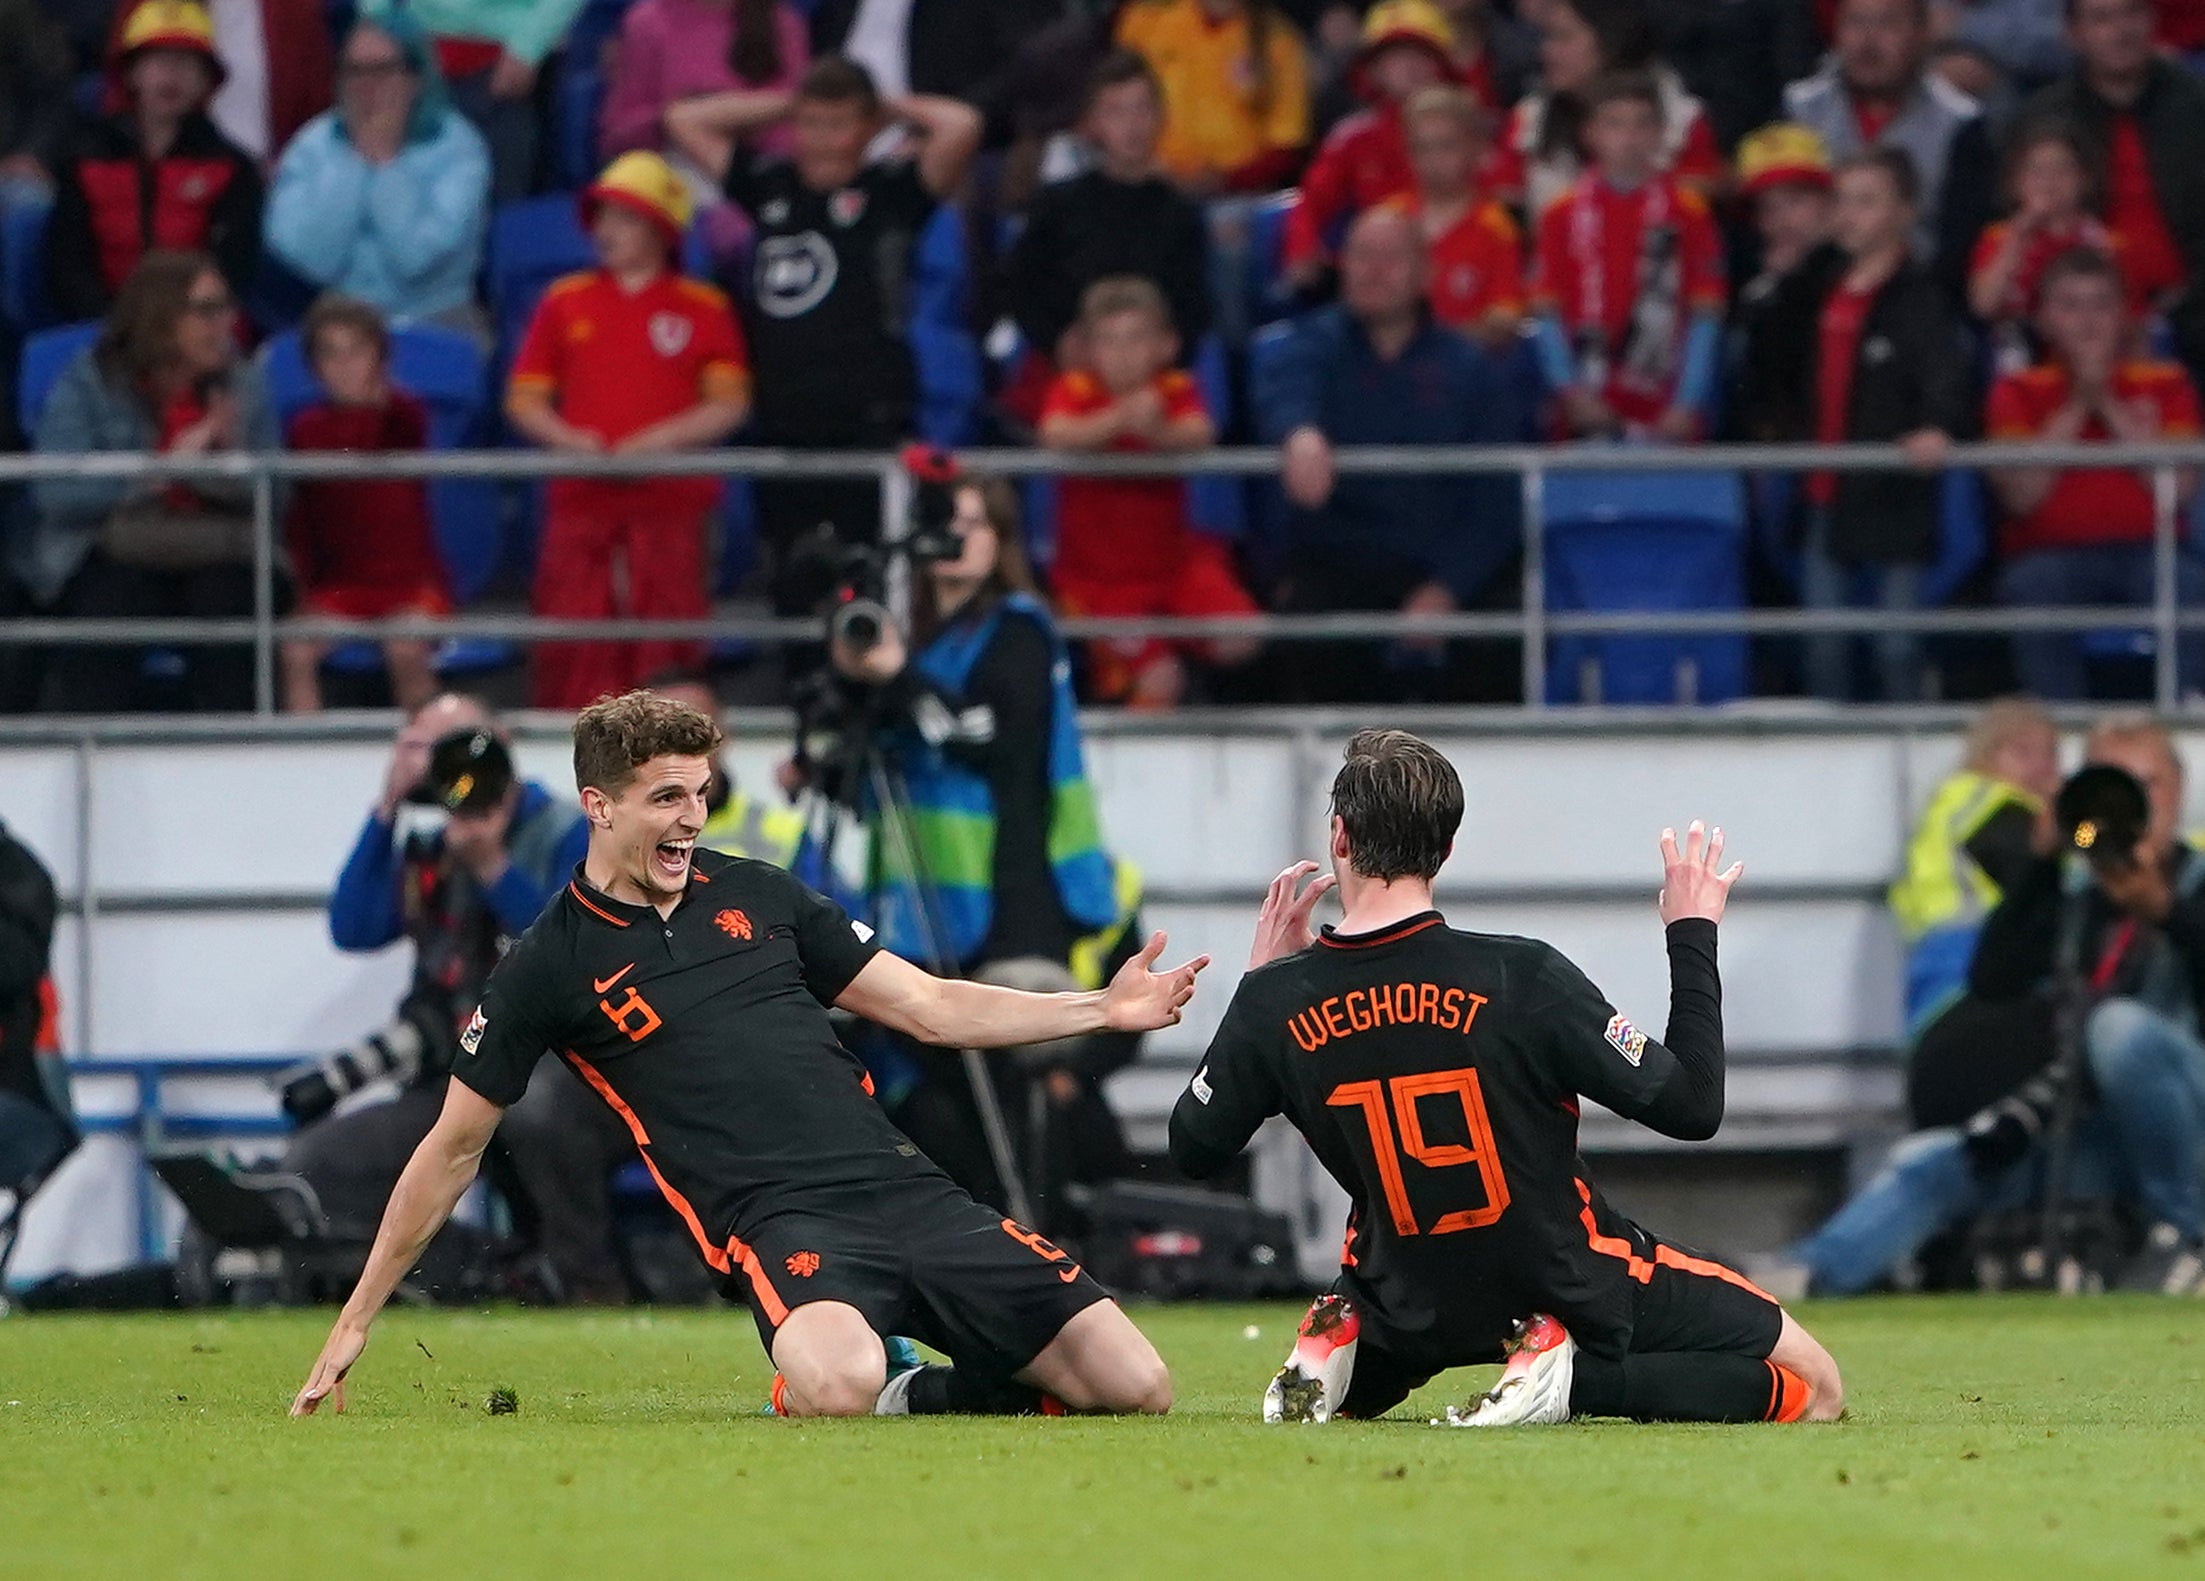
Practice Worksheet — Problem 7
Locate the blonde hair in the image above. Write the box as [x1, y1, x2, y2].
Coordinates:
[1962, 696, 2056, 775]
[1078, 274, 1173, 333]
[1403, 83, 1490, 140]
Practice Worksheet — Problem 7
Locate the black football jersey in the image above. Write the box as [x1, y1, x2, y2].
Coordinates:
[454, 849, 949, 1280]
[1172, 912, 1724, 1361]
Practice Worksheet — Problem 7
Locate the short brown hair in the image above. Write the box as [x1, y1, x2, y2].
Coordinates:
[1583, 68, 1663, 119]
[2037, 243, 2124, 302]
[573, 690, 724, 795]
[796, 54, 881, 118]
[1084, 46, 1161, 115]
[301, 292, 390, 368]
[1079, 274, 1172, 333]
[1330, 729, 1463, 882]
[1835, 145, 1920, 208]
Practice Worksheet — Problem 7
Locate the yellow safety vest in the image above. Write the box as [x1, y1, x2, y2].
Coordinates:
[1887, 771, 2040, 943]
[698, 788, 807, 869]
[1068, 859, 1145, 991]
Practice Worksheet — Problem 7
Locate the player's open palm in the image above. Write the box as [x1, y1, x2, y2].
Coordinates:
[1102, 931, 1210, 1032]
[1658, 820, 1742, 926]
[290, 1321, 367, 1417]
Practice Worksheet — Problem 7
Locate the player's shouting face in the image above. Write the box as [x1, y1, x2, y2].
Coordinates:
[584, 752, 713, 905]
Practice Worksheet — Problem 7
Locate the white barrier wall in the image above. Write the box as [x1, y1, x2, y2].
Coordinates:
[2, 709, 2161, 1281]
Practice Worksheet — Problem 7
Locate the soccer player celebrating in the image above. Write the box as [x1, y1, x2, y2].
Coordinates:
[293, 692, 1205, 1420]
[1171, 730, 1843, 1426]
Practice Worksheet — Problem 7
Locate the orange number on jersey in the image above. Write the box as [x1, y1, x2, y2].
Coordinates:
[599, 985, 662, 1043]
[1327, 1067, 1510, 1237]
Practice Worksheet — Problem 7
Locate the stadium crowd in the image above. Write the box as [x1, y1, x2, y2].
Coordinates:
[2, 0, 2205, 712]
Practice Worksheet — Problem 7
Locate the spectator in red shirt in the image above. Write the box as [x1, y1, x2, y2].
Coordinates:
[1529, 69, 1725, 442]
[1282, 0, 1454, 290]
[1737, 148, 1972, 700]
[1986, 246, 2204, 698]
[1489, 0, 1724, 222]
[280, 295, 450, 715]
[1968, 120, 2135, 368]
[45, 0, 264, 324]
[1397, 83, 1523, 347]
[2023, 0, 2205, 389]
[1039, 277, 1258, 709]
[505, 151, 752, 711]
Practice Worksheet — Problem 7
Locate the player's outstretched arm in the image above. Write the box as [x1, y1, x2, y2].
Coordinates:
[289, 1081, 504, 1417]
[1659, 819, 1742, 926]
[837, 933, 1209, 1049]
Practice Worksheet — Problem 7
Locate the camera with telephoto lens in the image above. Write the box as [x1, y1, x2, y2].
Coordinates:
[274, 1002, 445, 1125]
[785, 446, 967, 655]
[403, 728, 515, 815]
[2055, 763, 2151, 873]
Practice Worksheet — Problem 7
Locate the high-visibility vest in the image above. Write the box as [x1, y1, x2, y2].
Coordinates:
[699, 787, 806, 868]
[1887, 770, 2040, 943]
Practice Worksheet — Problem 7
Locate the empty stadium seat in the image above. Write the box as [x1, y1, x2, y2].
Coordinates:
[2, 198, 53, 333]
[909, 207, 982, 446]
[1543, 468, 1748, 705]
[1241, 191, 1299, 331]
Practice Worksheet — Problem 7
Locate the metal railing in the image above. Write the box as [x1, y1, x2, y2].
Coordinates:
[4, 438, 2202, 712]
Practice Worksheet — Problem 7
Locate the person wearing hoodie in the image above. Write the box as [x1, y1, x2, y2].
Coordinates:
[263, 13, 490, 332]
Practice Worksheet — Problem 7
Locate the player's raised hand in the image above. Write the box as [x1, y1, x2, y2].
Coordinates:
[1102, 930, 1211, 1032]
[290, 1319, 368, 1417]
[1249, 860, 1338, 969]
[1658, 820, 1743, 926]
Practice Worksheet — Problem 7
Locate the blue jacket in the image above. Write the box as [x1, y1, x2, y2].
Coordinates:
[1252, 307, 1524, 602]
[329, 780, 587, 951]
[22, 348, 280, 604]
[264, 109, 490, 322]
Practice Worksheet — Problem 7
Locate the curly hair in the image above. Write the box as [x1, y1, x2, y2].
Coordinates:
[572, 690, 724, 794]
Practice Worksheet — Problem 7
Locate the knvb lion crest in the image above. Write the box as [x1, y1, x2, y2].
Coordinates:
[785, 1251, 821, 1277]
[715, 908, 753, 941]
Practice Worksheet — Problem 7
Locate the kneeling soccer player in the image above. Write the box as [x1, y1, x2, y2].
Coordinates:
[1171, 729, 1843, 1426]
[294, 691, 1205, 1420]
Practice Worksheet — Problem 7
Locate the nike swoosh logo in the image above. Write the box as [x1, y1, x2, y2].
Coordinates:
[1058, 1264, 1083, 1284]
[593, 964, 635, 994]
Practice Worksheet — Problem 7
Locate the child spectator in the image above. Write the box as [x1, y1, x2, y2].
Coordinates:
[1728, 122, 1835, 434]
[1039, 277, 1258, 709]
[1397, 83, 1523, 346]
[1530, 70, 1725, 442]
[280, 295, 449, 715]
[1493, 0, 1722, 221]
[263, 15, 491, 335]
[506, 152, 752, 710]
[1968, 120, 2134, 368]
[1115, 0, 1311, 197]
[46, 0, 263, 323]
[1986, 246, 2204, 698]
[1739, 148, 1972, 701]
[1282, 0, 1455, 289]
[1006, 51, 1212, 388]
[664, 56, 980, 611]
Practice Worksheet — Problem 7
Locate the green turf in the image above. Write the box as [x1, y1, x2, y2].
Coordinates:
[2, 1298, 2202, 1579]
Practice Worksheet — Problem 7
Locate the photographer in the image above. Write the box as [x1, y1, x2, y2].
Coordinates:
[807, 472, 1140, 1223]
[283, 693, 628, 1303]
[1781, 715, 2205, 1296]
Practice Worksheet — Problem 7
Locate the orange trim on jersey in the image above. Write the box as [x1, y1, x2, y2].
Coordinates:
[1767, 1362, 1813, 1423]
[1319, 916, 1444, 950]
[1574, 1179, 1778, 1301]
[564, 1048, 788, 1320]
[860, 1070, 876, 1097]
[689, 868, 710, 884]
[568, 881, 632, 928]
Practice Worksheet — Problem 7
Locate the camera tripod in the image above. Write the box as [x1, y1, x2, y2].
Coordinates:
[796, 716, 1040, 1228]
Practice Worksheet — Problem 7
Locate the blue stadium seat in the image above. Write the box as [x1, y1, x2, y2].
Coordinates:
[555, 59, 607, 191]
[2, 198, 53, 333]
[1242, 191, 1300, 331]
[16, 320, 99, 436]
[1543, 469, 1748, 704]
[1186, 334, 1242, 538]
[487, 194, 714, 362]
[908, 207, 982, 445]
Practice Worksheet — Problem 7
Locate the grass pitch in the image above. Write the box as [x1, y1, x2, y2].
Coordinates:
[2, 1297, 2202, 1580]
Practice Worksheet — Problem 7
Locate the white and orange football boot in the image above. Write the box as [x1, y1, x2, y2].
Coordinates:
[1443, 1313, 1576, 1427]
[1263, 1292, 1361, 1423]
